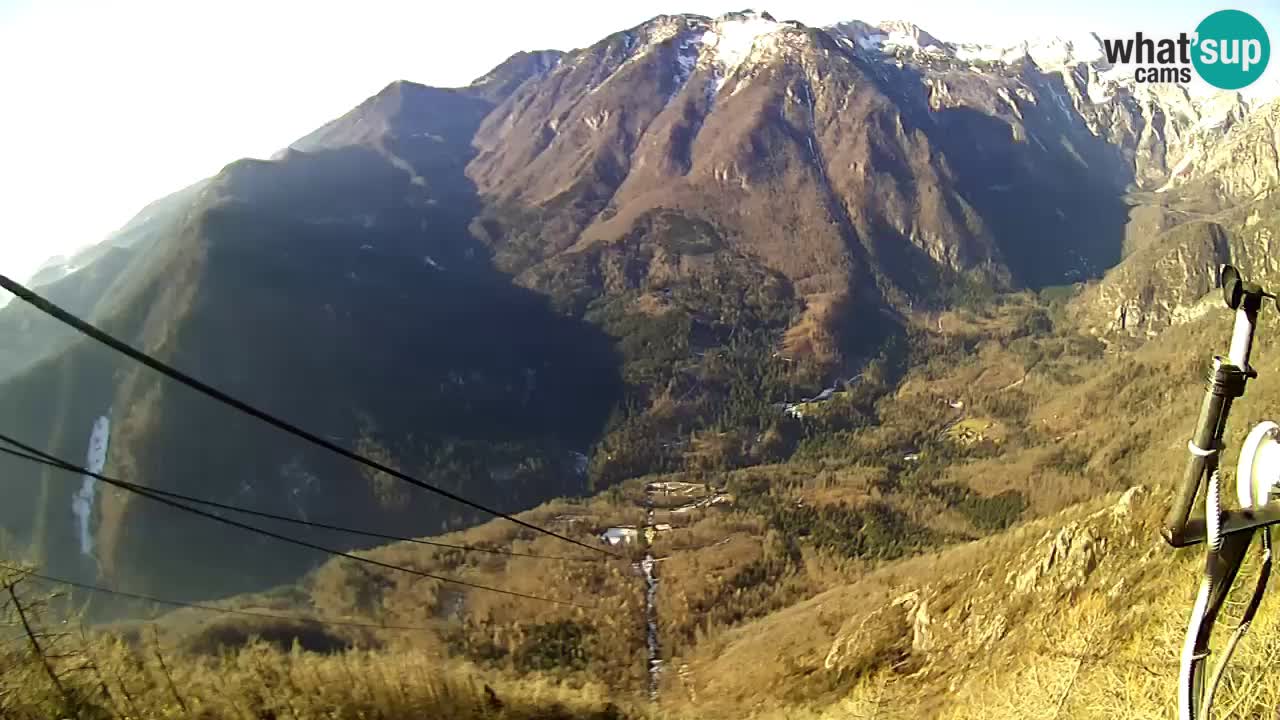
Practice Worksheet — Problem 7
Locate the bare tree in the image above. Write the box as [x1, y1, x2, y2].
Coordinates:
[1, 566, 78, 715]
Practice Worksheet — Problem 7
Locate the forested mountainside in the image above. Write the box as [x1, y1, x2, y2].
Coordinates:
[0, 8, 1276, 642]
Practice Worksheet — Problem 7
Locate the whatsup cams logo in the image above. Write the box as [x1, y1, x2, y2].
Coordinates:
[1101, 10, 1270, 89]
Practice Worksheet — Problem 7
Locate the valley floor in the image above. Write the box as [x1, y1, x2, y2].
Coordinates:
[9, 289, 1280, 718]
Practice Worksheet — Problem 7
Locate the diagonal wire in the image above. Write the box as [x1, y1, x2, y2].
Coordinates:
[0, 563, 435, 632]
[0, 444, 593, 563]
[0, 273, 619, 559]
[0, 434, 592, 609]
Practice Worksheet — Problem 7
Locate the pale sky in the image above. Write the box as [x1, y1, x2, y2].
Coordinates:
[0, 0, 1276, 283]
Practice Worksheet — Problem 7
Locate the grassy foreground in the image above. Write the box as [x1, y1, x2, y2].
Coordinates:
[1, 591, 637, 720]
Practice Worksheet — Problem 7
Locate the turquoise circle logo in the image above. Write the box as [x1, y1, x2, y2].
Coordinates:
[1192, 10, 1270, 90]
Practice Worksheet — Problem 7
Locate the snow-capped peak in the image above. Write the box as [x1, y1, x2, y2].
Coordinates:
[1244, 76, 1280, 105]
[831, 18, 1107, 71]
[953, 43, 1005, 63]
[701, 10, 786, 73]
[830, 19, 952, 56]
[717, 9, 777, 24]
[824, 18, 957, 57]
[876, 20, 950, 54]
[605, 11, 793, 102]
[1009, 33, 1106, 70]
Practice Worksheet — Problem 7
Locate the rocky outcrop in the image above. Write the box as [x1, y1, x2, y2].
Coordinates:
[823, 601, 912, 672]
[822, 487, 1145, 677]
[1010, 522, 1103, 594]
[1161, 100, 1280, 201]
[1071, 221, 1231, 336]
[1070, 101, 1280, 338]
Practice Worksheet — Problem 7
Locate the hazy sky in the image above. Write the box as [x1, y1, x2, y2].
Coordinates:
[1, 0, 1277, 283]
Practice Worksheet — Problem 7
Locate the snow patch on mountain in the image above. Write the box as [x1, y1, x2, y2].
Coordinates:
[1087, 68, 1113, 104]
[616, 11, 788, 99]
[1156, 150, 1199, 192]
[857, 32, 886, 51]
[1012, 34, 1105, 69]
[700, 10, 785, 92]
[1244, 76, 1280, 105]
[705, 12, 781, 69]
[832, 19, 952, 57]
[836, 19, 1105, 72]
[1195, 91, 1250, 131]
[954, 44, 1005, 63]
[879, 20, 950, 54]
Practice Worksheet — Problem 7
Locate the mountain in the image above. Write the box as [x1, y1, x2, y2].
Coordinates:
[1071, 99, 1280, 336]
[467, 49, 567, 102]
[2, 8, 1278, 606]
[0, 181, 210, 382]
[471, 12, 1003, 309]
[0, 78, 621, 601]
[9, 10, 1280, 720]
[829, 19, 954, 56]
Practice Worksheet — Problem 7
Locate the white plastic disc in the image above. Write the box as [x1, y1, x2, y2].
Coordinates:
[1238, 421, 1280, 508]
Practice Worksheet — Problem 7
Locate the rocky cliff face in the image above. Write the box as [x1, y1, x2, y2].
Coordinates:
[1071, 100, 1280, 337]
[825, 21, 1257, 194]
[469, 12, 1000, 303]
[1156, 98, 1280, 201]
[1071, 221, 1230, 336]
[467, 11, 1270, 316]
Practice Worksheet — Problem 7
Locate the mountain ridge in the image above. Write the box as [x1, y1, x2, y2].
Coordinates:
[6, 9, 1280, 720]
[2, 6, 1278, 611]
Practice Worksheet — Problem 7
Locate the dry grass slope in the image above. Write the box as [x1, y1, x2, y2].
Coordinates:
[2, 570, 641, 720]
